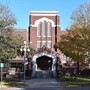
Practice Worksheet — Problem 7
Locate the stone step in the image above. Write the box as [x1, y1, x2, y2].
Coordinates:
[36, 71, 42, 77]
[36, 70, 53, 78]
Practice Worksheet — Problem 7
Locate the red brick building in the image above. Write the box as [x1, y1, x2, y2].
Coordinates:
[14, 11, 67, 51]
[28, 11, 67, 77]
[8, 11, 68, 78]
[28, 11, 61, 49]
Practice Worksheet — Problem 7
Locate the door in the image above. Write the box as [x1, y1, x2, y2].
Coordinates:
[36, 56, 52, 70]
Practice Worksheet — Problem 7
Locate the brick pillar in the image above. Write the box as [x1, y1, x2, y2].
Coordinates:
[28, 15, 31, 42]
[28, 26, 30, 42]
[46, 22, 48, 47]
[55, 15, 57, 51]
[41, 22, 43, 47]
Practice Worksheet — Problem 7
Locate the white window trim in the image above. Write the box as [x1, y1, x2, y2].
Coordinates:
[37, 22, 41, 37]
[37, 41, 41, 48]
[37, 41, 41, 42]
[35, 17, 55, 26]
[48, 41, 52, 48]
[42, 41, 46, 42]
[48, 22, 52, 37]
[30, 24, 60, 27]
[42, 20, 47, 37]
[42, 41, 47, 47]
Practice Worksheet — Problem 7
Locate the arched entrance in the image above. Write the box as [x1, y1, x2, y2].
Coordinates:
[36, 56, 53, 70]
[32, 52, 57, 78]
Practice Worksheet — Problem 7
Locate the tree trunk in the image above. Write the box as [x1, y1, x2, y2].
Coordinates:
[77, 61, 79, 75]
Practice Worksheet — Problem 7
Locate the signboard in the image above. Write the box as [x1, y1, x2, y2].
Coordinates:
[8, 68, 16, 75]
[0, 63, 4, 68]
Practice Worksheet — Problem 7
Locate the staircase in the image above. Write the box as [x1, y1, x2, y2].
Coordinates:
[36, 70, 53, 78]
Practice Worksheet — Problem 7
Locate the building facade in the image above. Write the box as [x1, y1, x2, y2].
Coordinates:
[28, 11, 61, 49]
[27, 11, 67, 77]
[7, 11, 68, 78]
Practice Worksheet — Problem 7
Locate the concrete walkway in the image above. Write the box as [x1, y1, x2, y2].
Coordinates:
[26, 78, 61, 88]
[25, 78, 90, 90]
[0, 78, 90, 90]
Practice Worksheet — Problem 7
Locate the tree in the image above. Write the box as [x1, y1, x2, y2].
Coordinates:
[55, 31, 86, 74]
[70, 3, 90, 59]
[0, 4, 24, 62]
[55, 3, 90, 75]
[0, 4, 16, 32]
[71, 3, 90, 30]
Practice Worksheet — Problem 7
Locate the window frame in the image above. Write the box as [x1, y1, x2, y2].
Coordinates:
[48, 41, 52, 48]
[37, 22, 42, 37]
[37, 41, 41, 48]
[48, 22, 52, 37]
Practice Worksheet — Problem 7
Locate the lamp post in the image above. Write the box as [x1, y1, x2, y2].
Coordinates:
[20, 41, 30, 84]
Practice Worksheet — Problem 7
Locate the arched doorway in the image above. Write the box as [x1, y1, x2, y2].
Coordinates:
[36, 56, 53, 70]
[32, 52, 57, 78]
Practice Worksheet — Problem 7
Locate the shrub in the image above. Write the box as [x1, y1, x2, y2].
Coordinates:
[64, 73, 70, 78]
[60, 73, 77, 81]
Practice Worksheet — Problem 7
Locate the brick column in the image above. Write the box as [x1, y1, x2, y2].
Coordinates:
[41, 22, 43, 47]
[46, 22, 48, 47]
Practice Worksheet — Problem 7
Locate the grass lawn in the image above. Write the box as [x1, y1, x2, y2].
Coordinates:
[60, 76, 90, 87]
[0, 79, 29, 88]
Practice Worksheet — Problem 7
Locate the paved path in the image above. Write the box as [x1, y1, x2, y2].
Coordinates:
[26, 78, 61, 89]
[0, 78, 90, 90]
[25, 78, 90, 90]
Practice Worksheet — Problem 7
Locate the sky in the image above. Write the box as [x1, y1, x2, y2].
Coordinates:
[0, 0, 90, 30]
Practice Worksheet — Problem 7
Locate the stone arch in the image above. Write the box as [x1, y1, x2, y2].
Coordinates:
[34, 17, 55, 26]
[31, 52, 57, 77]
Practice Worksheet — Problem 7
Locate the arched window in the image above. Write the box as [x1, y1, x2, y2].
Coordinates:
[48, 22, 52, 37]
[37, 22, 42, 37]
[42, 20, 46, 36]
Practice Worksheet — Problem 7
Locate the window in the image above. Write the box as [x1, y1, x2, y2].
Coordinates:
[48, 22, 52, 37]
[61, 54, 67, 63]
[42, 41, 46, 46]
[42, 20, 46, 36]
[11, 63, 16, 68]
[48, 41, 52, 48]
[37, 41, 41, 48]
[37, 22, 42, 37]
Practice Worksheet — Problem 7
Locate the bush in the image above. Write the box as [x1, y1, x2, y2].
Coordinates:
[64, 73, 70, 78]
[60, 73, 77, 81]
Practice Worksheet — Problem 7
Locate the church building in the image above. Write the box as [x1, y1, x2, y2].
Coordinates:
[8, 11, 68, 78]
[28, 11, 61, 49]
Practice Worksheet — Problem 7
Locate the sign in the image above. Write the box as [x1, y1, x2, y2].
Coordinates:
[0, 63, 4, 68]
[8, 68, 16, 75]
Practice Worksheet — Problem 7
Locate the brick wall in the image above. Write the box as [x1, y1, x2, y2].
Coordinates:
[29, 11, 61, 50]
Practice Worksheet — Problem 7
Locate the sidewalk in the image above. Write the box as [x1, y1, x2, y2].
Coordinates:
[26, 78, 61, 88]
[26, 78, 90, 90]
[0, 78, 90, 90]
[0, 78, 61, 90]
